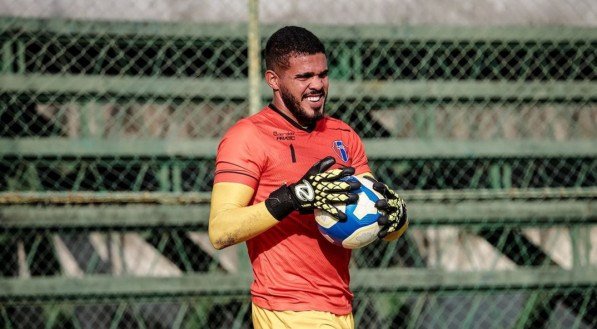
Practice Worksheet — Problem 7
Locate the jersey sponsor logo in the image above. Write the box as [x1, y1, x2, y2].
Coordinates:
[294, 179, 315, 202]
[333, 140, 349, 163]
[273, 131, 295, 141]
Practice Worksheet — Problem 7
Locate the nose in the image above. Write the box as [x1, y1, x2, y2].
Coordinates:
[310, 76, 325, 90]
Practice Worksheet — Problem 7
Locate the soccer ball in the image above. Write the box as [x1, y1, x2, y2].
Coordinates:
[314, 175, 383, 249]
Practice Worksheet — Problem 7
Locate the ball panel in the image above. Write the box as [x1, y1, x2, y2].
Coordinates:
[319, 229, 343, 246]
[316, 213, 351, 241]
[342, 223, 381, 249]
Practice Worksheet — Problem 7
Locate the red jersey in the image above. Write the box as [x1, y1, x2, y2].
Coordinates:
[214, 105, 371, 315]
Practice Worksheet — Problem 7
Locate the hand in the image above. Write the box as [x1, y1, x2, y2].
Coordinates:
[265, 156, 360, 221]
[363, 176, 408, 239]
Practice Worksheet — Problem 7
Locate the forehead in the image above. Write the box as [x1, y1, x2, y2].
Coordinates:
[284, 53, 328, 74]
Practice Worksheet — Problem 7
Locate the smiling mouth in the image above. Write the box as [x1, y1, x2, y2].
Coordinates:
[305, 94, 324, 102]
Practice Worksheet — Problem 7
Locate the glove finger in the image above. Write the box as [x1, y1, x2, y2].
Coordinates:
[309, 156, 336, 176]
[375, 199, 389, 211]
[372, 181, 390, 195]
[339, 166, 355, 177]
[377, 226, 390, 239]
[320, 203, 347, 222]
[361, 175, 379, 184]
[346, 192, 359, 204]
[317, 167, 355, 182]
[377, 214, 390, 226]
[316, 168, 344, 181]
[347, 180, 361, 190]
[317, 180, 359, 193]
[321, 180, 361, 192]
[335, 210, 348, 222]
[321, 192, 358, 204]
[317, 156, 336, 172]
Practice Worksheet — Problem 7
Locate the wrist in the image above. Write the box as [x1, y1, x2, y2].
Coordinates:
[382, 219, 409, 241]
[265, 184, 297, 220]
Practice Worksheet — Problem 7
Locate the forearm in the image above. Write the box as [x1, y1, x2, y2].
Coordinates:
[209, 201, 278, 250]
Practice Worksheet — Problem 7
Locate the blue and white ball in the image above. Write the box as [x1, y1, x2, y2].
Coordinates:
[315, 176, 383, 249]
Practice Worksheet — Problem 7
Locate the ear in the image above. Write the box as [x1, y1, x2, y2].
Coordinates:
[265, 70, 279, 91]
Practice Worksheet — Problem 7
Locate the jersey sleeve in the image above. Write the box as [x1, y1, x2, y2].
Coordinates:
[214, 120, 264, 189]
[347, 127, 371, 175]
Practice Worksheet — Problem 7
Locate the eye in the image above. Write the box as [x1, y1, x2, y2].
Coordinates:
[295, 73, 312, 81]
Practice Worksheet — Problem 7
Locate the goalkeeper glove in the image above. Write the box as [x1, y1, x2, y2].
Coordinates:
[265, 156, 360, 221]
[363, 176, 408, 239]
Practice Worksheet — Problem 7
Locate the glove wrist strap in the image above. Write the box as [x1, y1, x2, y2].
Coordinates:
[265, 185, 297, 221]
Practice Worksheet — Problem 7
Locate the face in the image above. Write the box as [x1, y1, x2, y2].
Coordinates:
[272, 53, 329, 126]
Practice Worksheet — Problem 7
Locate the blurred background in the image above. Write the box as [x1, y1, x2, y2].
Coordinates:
[0, 0, 595, 328]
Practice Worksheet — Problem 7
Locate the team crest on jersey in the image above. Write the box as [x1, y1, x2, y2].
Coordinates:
[333, 140, 349, 163]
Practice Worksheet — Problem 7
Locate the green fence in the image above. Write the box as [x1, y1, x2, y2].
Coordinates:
[0, 16, 596, 329]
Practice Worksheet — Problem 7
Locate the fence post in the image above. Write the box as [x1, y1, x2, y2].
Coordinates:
[248, 0, 261, 115]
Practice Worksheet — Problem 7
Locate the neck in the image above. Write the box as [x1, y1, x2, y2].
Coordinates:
[271, 99, 297, 122]
[268, 103, 317, 132]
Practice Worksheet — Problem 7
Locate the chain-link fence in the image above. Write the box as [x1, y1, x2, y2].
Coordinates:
[1, 0, 596, 328]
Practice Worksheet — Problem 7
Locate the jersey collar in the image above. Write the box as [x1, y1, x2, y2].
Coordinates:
[268, 103, 317, 133]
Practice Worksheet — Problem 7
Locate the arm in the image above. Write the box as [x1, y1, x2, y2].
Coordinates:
[209, 156, 359, 250]
[209, 182, 278, 250]
[357, 172, 409, 242]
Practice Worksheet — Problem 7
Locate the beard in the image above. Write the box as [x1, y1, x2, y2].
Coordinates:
[280, 86, 325, 127]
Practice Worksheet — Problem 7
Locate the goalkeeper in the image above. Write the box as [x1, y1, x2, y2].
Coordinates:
[209, 26, 408, 329]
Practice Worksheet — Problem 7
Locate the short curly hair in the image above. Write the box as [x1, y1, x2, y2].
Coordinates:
[265, 26, 326, 72]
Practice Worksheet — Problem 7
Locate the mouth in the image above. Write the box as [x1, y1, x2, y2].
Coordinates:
[306, 94, 323, 102]
[304, 93, 325, 107]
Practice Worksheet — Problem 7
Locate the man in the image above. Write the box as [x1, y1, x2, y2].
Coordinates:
[209, 26, 408, 328]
